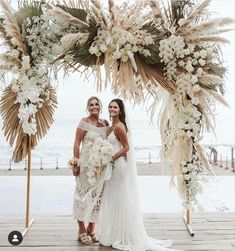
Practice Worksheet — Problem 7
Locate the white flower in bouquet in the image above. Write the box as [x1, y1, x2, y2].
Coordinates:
[24, 12, 67, 64]
[198, 59, 205, 66]
[113, 50, 122, 59]
[38, 67, 47, 77]
[193, 85, 201, 92]
[200, 50, 207, 59]
[89, 25, 154, 63]
[178, 60, 185, 67]
[22, 56, 31, 71]
[185, 62, 194, 73]
[191, 75, 198, 84]
[191, 97, 200, 105]
[86, 137, 114, 186]
[12, 49, 20, 58]
[89, 46, 99, 55]
[193, 51, 200, 59]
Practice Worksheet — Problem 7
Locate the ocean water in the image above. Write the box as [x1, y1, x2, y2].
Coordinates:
[0, 116, 234, 170]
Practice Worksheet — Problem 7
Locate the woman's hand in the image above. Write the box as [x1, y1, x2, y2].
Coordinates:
[72, 165, 80, 176]
[110, 156, 115, 164]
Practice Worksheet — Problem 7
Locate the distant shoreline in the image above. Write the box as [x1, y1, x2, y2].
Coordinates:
[0, 162, 234, 176]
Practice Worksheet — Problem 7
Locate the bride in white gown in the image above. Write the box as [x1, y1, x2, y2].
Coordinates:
[98, 99, 180, 251]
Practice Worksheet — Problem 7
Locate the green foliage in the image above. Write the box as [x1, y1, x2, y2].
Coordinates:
[141, 23, 166, 65]
[15, 1, 43, 29]
[57, 5, 87, 22]
[68, 18, 99, 67]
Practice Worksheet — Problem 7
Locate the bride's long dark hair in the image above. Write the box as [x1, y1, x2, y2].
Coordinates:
[109, 99, 128, 132]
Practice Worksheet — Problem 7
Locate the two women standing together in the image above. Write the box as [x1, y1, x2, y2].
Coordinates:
[71, 96, 178, 251]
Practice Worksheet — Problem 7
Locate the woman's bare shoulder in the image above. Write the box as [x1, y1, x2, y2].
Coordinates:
[115, 122, 126, 132]
[81, 117, 89, 123]
[101, 118, 109, 126]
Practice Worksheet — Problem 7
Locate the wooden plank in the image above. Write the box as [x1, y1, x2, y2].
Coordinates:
[0, 213, 235, 250]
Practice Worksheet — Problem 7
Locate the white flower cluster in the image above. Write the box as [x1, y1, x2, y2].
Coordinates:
[23, 13, 66, 64]
[159, 34, 213, 82]
[86, 137, 114, 186]
[180, 152, 204, 207]
[159, 35, 214, 207]
[177, 104, 202, 139]
[10, 55, 51, 135]
[89, 26, 154, 62]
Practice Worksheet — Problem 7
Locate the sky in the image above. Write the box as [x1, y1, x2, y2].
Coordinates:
[0, 0, 235, 146]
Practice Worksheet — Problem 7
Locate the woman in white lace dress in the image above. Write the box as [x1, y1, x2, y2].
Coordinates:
[98, 99, 179, 251]
[72, 96, 109, 245]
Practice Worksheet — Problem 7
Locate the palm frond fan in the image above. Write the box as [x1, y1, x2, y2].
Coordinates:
[0, 85, 57, 163]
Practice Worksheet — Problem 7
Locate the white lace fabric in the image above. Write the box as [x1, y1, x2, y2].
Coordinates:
[73, 120, 108, 223]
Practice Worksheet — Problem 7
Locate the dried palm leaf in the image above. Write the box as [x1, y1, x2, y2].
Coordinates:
[0, 65, 13, 71]
[194, 143, 214, 175]
[182, 17, 235, 39]
[108, 0, 115, 27]
[15, 0, 43, 28]
[55, 0, 87, 9]
[0, 53, 22, 67]
[177, 0, 211, 30]
[115, 60, 138, 100]
[91, 0, 108, 27]
[205, 89, 229, 107]
[50, 7, 89, 28]
[0, 0, 27, 54]
[0, 18, 12, 47]
[135, 56, 176, 94]
[0, 85, 57, 163]
[199, 73, 223, 87]
[190, 36, 229, 44]
[149, 0, 167, 30]
[61, 32, 89, 47]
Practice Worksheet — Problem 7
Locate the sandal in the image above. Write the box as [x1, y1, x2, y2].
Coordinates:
[88, 231, 99, 242]
[77, 232, 93, 245]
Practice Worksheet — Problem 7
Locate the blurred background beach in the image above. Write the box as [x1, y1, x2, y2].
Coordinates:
[0, 0, 235, 216]
[0, 0, 235, 169]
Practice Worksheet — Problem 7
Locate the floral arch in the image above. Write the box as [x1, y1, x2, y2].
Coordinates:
[0, 0, 233, 224]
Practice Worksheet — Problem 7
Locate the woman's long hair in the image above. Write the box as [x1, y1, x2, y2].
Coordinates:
[109, 98, 128, 132]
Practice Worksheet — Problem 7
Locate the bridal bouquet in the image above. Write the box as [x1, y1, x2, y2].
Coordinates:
[86, 137, 114, 186]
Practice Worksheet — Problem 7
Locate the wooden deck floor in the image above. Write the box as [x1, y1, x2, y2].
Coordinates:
[0, 213, 235, 250]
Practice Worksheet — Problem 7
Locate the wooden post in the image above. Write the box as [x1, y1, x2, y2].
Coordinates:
[225, 156, 229, 170]
[231, 147, 235, 173]
[24, 158, 27, 170]
[40, 157, 43, 170]
[56, 156, 59, 169]
[219, 154, 223, 168]
[8, 159, 12, 171]
[183, 208, 194, 237]
[148, 152, 152, 164]
[22, 136, 34, 237]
